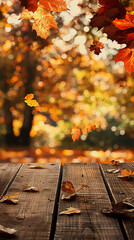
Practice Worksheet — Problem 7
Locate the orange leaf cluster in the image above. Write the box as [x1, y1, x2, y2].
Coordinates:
[20, 0, 67, 39]
[71, 123, 97, 141]
[24, 93, 39, 107]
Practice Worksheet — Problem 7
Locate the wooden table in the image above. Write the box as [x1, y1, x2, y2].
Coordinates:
[0, 162, 134, 240]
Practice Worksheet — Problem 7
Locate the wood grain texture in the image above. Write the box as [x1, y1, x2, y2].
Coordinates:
[100, 162, 134, 240]
[54, 163, 124, 240]
[0, 163, 22, 197]
[0, 163, 61, 240]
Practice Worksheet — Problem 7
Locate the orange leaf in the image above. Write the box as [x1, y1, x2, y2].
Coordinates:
[113, 14, 134, 30]
[24, 93, 39, 107]
[61, 181, 75, 194]
[21, 5, 58, 39]
[115, 48, 134, 75]
[118, 169, 134, 178]
[71, 127, 81, 141]
[39, 0, 68, 12]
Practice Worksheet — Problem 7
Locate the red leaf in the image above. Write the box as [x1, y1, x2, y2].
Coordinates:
[116, 48, 134, 75]
[90, 40, 104, 55]
[113, 14, 134, 30]
[19, 0, 38, 12]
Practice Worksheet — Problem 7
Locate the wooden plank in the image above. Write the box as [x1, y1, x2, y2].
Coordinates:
[100, 162, 134, 240]
[0, 163, 61, 240]
[0, 163, 22, 197]
[54, 163, 124, 240]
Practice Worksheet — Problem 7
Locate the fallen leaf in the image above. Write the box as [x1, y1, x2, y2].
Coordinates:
[23, 186, 39, 192]
[111, 160, 119, 165]
[24, 93, 39, 107]
[0, 192, 20, 204]
[118, 168, 134, 178]
[71, 127, 81, 141]
[0, 224, 17, 235]
[107, 169, 120, 174]
[59, 207, 80, 215]
[62, 181, 75, 194]
[61, 181, 88, 200]
[30, 164, 46, 169]
[101, 201, 134, 215]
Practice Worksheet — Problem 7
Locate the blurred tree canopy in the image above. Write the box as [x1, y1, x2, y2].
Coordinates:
[0, 0, 134, 149]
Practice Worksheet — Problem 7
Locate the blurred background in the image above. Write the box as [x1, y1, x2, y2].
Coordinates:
[0, 0, 134, 164]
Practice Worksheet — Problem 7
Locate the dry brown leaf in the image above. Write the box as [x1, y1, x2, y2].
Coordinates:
[107, 169, 120, 174]
[23, 186, 39, 192]
[0, 192, 20, 204]
[59, 207, 80, 215]
[61, 181, 88, 200]
[0, 224, 17, 235]
[30, 164, 46, 169]
[101, 201, 134, 215]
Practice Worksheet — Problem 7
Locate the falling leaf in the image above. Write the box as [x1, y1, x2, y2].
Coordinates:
[0, 192, 20, 204]
[30, 164, 46, 169]
[59, 207, 80, 215]
[23, 185, 39, 192]
[90, 40, 104, 55]
[21, 5, 58, 39]
[115, 48, 134, 75]
[61, 181, 88, 200]
[0, 225, 17, 235]
[71, 127, 81, 141]
[111, 160, 119, 165]
[24, 93, 39, 107]
[101, 201, 134, 215]
[118, 168, 134, 178]
[107, 169, 120, 174]
[113, 13, 134, 30]
[39, 0, 68, 12]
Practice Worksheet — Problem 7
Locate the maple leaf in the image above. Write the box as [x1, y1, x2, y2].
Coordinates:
[24, 93, 39, 107]
[113, 14, 134, 30]
[21, 5, 58, 39]
[90, 40, 104, 55]
[115, 48, 134, 75]
[71, 127, 81, 141]
[39, 0, 68, 12]
[19, 0, 38, 12]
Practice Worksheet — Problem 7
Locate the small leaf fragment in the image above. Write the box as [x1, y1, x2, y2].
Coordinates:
[0, 224, 17, 235]
[59, 207, 80, 215]
[23, 185, 39, 192]
[107, 169, 120, 174]
[30, 164, 46, 169]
